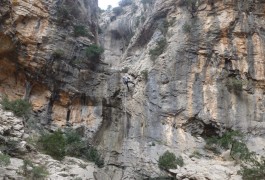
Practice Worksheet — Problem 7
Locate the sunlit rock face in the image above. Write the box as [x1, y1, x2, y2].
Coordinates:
[0, 0, 104, 127]
[1, 0, 265, 179]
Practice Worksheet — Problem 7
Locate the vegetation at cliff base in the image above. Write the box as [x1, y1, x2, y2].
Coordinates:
[84, 147, 104, 168]
[206, 130, 243, 150]
[20, 159, 49, 179]
[204, 130, 265, 179]
[239, 156, 265, 180]
[158, 151, 184, 170]
[37, 129, 104, 167]
[0, 153, 10, 166]
[38, 130, 66, 160]
[0, 96, 31, 118]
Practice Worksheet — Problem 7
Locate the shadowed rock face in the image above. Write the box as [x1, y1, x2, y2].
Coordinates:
[1, 0, 265, 179]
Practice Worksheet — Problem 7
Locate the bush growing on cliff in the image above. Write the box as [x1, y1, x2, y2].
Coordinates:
[73, 25, 89, 37]
[204, 130, 265, 179]
[0, 96, 31, 118]
[57, 5, 71, 24]
[140, 69, 148, 81]
[38, 130, 66, 160]
[182, 22, 191, 33]
[38, 129, 104, 167]
[205, 130, 244, 154]
[86, 44, 104, 59]
[84, 147, 104, 168]
[239, 156, 265, 180]
[149, 38, 167, 61]
[52, 49, 64, 59]
[0, 153, 10, 166]
[158, 151, 183, 170]
[20, 159, 48, 179]
[226, 77, 243, 92]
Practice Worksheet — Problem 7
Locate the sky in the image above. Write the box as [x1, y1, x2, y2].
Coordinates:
[98, 0, 120, 10]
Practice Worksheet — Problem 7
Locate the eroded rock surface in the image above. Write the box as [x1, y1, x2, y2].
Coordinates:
[0, 0, 265, 179]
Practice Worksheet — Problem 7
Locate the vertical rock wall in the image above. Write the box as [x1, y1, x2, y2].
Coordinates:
[1, 0, 265, 179]
[97, 0, 265, 178]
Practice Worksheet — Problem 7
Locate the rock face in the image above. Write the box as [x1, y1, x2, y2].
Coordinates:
[1, 0, 265, 179]
[98, 0, 265, 178]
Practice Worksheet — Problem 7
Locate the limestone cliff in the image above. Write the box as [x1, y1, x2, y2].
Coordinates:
[0, 0, 265, 179]
[98, 0, 265, 178]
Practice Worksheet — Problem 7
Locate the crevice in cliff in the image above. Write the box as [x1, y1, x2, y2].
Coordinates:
[44, 89, 60, 125]
[182, 117, 222, 137]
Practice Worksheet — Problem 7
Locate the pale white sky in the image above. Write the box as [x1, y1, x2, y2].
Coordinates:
[98, 0, 120, 9]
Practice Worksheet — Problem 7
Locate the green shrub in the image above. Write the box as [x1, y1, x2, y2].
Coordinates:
[149, 38, 167, 61]
[158, 151, 181, 170]
[32, 165, 49, 179]
[140, 69, 148, 81]
[57, 5, 71, 23]
[38, 130, 66, 160]
[20, 159, 48, 179]
[239, 156, 265, 180]
[205, 130, 244, 155]
[38, 129, 104, 167]
[52, 49, 64, 59]
[86, 44, 104, 59]
[64, 129, 85, 157]
[231, 141, 255, 161]
[84, 147, 104, 168]
[113, 7, 123, 16]
[119, 0, 133, 7]
[0, 154, 10, 166]
[73, 25, 88, 37]
[226, 77, 243, 92]
[205, 130, 265, 179]
[176, 156, 184, 167]
[65, 130, 82, 144]
[189, 150, 203, 159]
[182, 22, 191, 33]
[158, 19, 170, 35]
[1, 96, 31, 118]
[72, 59, 83, 66]
[206, 130, 243, 150]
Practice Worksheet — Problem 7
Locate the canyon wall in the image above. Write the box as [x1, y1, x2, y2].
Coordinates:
[0, 0, 265, 179]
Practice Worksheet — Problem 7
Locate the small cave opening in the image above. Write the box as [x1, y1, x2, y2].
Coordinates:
[182, 117, 220, 137]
